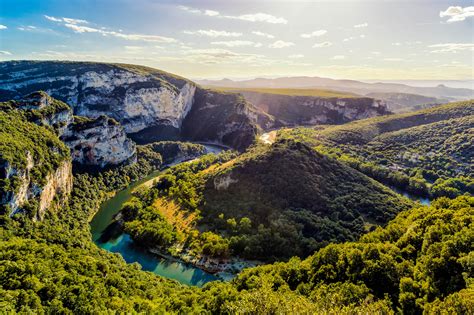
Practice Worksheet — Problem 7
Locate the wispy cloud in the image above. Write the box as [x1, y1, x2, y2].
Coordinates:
[183, 29, 242, 37]
[45, 15, 176, 43]
[332, 55, 345, 60]
[229, 13, 287, 24]
[429, 43, 474, 53]
[354, 22, 368, 28]
[211, 40, 262, 47]
[44, 15, 88, 24]
[178, 6, 219, 16]
[180, 48, 266, 65]
[178, 5, 287, 24]
[252, 31, 275, 39]
[0, 50, 12, 55]
[440, 6, 474, 23]
[269, 40, 294, 48]
[0, 25, 7, 30]
[313, 41, 332, 48]
[301, 30, 327, 38]
[288, 54, 304, 59]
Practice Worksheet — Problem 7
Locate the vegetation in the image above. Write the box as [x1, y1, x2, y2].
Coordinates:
[0, 109, 70, 195]
[140, 141, 206, 164]
[280, 100, 473, 198]
[0, 92, 471, 313]
[122, 139, 413, 261]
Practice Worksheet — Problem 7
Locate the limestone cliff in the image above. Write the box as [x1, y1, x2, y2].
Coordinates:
[0, 61, 262, 150]
[238, 91, 389, 127]
[0, 108, 73, 219]
[182, 89, 271, 151]
[61, 115, 136, 167]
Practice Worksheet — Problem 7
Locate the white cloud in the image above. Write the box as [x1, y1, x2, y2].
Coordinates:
[301, 30, 327, 38]
[0, 25, 7, 30]
[429, 43, 474, 53]
[18, 25, 37, 31]
[288, 54, 304, 59]
[354, 22, 368, 28]
[313, 41, 332, 48]
[63, 23, 176, 42]
[371, 51, 381, 55]
[178, 6, 201, 13]
[178, 5, 287, 24]
[46, 15, 175, 42]
[392, 42, 401, 46]
[226, 13, 287, 24]
[269, 40, 294, 48]
[211, 40, 261, 47]
[0, 50, 12, 55]
[332, 55, 345, 60]
[359, 34, 366, 38]
[384, 58, 403, 61]
[44, 15, 62, 22]
[252, 31, 275, 39]
[64, 24, 98, 33]
[183, 29, 242, 37]
[63, 17, 88, 25]
[204, 10, 219, 16]
[44, 15, 88, 24]
[440, 6, 474, 23]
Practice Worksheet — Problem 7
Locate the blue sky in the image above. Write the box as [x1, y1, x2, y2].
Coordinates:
[0, 0, 473, 80]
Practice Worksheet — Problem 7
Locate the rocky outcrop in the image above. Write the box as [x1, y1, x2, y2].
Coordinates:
[0, 153, 72, 220]
[0, 61, 196, 135]
[182, 89, 271, 151]
[61, 115, 137, 167]
[0, 61, 262, 151]
[238, 91, 389, 127]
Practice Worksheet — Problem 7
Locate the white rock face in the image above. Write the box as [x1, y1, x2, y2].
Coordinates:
[61, 116, 136, 167]
[122, 83, 196, 132]
[1, 153, 73, 220]
[0, 64, 197, 134]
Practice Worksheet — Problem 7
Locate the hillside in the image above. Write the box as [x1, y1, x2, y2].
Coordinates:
[123, 139, 413, 261]
[198, 76, 474, 100]
[0, 106, 72, 219]
[206, 87, 389, 128]
[280, 100, 474, 198]
[209, 87, 359, 98]
[366, 92, 451, 112]
[0, 61, 264, 151]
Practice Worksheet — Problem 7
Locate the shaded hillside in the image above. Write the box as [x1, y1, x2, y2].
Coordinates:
[207, 87, 389, 128]
[281, 100, 474, 198]
[181, 89, 273, 150]
[0, 61, 263, 150]
[129, 139, 412, 261]
[366, 92, 451, 112]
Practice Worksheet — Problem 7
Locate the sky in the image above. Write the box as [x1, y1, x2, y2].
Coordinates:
[0, 0, 473, 80]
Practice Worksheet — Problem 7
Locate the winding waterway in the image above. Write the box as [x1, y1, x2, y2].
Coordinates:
[90, 139, 431, 287]
[89, 144, 225, 287]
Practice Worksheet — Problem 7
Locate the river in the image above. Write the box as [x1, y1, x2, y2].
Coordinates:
[89, 144, 226, 287]
[90, 141, 430, 287]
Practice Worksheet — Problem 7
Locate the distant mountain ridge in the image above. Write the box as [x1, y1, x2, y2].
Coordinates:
[198, 76, 474, 101]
